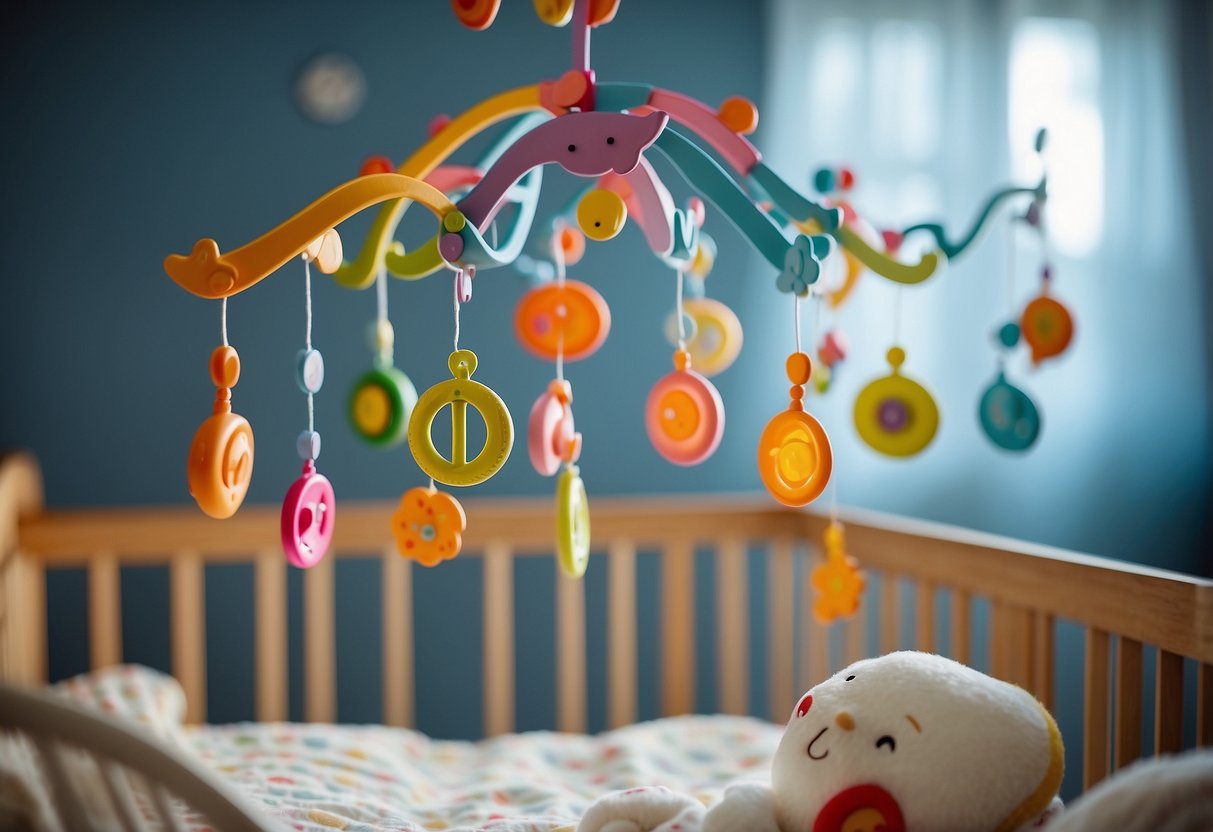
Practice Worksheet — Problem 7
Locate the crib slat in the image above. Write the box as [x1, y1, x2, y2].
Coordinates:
[989, 603, 1009, 679]
[556, 565, 587, 734]
[382, 548, 414, 728]
[768, 539, 794, 721]
[951, 589, 971, 665]
[171, 551, 206, 724]
[1007, 604, 1033, 689]
[799, 555, 828, 691]
[1114, 637, 1143, 768]
[607, 539, 637, 728]
[715, 538, 748, 716]
[255, 550, 287, 723]
[20, 554, 47, 683]
[1199, 663, 1212, 747]
[879, 573, 898, 654]
[483, 541, 514, 735]
[1031, 612, 1054, 710]
[1155, 649, 1184, 754]
[304, 553, 336, 723]
[915, 581, 934, 653]
[1083, 627, 1110, 788]
[844, 607, 866, 667]
[662, 539, 695, 716]
[88, 551, 121, 670]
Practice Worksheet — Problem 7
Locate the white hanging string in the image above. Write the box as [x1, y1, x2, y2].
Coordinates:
[794, 294, 802, 354]
[376, 263, 388, 328]
[220, 297, 229, 347]
[1006, 216, 1018, 315]
[551, 226, 567, 381]
[304, 257, 315, 432]
[452, 269, 462, 352]
[675, 268, 687, 350]
[892, 285, 904, 346]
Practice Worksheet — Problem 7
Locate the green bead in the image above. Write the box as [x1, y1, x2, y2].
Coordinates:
[813, 168, 835, 194]
[998, 322, 1021, 349]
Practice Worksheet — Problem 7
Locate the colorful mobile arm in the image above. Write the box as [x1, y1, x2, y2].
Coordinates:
[165, 174, 458, 300]
[900, 179, 1046, 260]
[332, 84, 548, 290]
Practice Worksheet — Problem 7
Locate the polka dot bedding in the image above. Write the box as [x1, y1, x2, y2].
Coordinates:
[46, 666, 783, 831]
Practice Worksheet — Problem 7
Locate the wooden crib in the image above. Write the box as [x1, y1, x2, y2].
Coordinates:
[0, 450, 1209, 794]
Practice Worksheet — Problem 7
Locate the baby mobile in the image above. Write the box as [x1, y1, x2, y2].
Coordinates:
[168, 1, 1073, 609]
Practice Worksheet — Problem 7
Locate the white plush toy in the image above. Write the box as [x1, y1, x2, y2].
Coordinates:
[578, 651, 1065, 832]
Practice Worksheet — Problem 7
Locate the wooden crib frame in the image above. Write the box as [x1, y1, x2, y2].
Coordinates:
[1, 451, 1209, 792]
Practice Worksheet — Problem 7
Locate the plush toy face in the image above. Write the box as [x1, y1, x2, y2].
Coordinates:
[771, 652, 1063, 832]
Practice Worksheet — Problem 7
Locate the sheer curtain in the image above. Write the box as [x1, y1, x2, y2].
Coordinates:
[756, 0, 1210, 575]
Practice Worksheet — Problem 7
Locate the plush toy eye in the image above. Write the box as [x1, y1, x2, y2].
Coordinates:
[795, 694, 813, 718]
[845, 675, 856, 681]
[876, 735, 896, 752]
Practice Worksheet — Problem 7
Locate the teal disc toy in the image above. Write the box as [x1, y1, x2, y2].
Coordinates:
[978, 374, 1040, 452]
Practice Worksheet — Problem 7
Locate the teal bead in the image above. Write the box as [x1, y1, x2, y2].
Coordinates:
[998, 322, 1021, 349]
[813, 168, 835, 194]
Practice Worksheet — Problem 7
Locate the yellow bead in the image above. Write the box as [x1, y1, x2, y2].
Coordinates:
[887, 346, 906, 369]
[577, 189, 627, 242]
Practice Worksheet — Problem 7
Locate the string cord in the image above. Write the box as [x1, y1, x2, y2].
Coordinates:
[892, 285, 904, 346]
[552, 225, 566, 381]
[794, 294, 802, 354]
[453, 269, 462, 352]
[220, 297, 229, 347]
[675, 268, 687, 350]
[304, 257, 315, 432]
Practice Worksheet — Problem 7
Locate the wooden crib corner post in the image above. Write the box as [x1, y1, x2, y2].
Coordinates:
[0, 452, 47, 685]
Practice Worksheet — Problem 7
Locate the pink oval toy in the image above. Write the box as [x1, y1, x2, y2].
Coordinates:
[645, 351, 724, 466]
[528, 379, 581, 476]
[281, 461, 336, 569]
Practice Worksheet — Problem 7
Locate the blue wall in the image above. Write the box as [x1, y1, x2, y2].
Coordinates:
[1, 0, 1209, 802]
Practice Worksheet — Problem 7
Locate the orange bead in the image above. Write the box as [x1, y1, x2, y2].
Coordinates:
[786, 352, 811, 385]
[209, 346, 240, 388]
[718, 96, 759, 135]
[673, 350, 691, 372]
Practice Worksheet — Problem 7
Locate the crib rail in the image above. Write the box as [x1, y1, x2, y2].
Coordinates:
[1, 451, 1210, 794]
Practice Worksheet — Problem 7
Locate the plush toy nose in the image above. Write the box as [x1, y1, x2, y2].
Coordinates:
[835, 711, 855, 731]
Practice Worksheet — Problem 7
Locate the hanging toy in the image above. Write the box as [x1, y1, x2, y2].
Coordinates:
[977, 321, 1042, 452]
[811, 328, 848, 394]
[647, 348, 724, 466]
[282, 255, 336, 568]
[854, 346, 939, 458]
[1021, 281, 1074, 365]
[392, 485, 467, 566]
[556, 463, 591, 578]
[529, 379, 582, 476]
[188, 319, 254, 519]
[663, 297, 743, 378]
[979, 371, 1041, 452]
[758, 351, 833, 507]
[349, 269, 418, 446]
[811, 520, 865, 623]
[409, 349, 513, 486]
[514, 279, 611, 362]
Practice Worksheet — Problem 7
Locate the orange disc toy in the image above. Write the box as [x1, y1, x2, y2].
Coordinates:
[1021, 292, 1074, 365]
[757, 352, 833, 507]
[645, 350, 724, 466]
[514, 279, 611, 362]
[188, 345, 254, 519]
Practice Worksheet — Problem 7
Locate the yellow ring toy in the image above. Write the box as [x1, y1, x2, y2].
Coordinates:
[853, 347, 939, 458]
[556, 464, 591, 578]
[681, 298, 743, 377]
[757, 353, 832, 507]
[407, 350, 514, 486]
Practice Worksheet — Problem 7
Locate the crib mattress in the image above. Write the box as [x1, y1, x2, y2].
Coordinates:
[46, 666, 784, 832]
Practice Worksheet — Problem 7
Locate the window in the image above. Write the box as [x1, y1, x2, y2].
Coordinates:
[1009, 17, 1104, 256]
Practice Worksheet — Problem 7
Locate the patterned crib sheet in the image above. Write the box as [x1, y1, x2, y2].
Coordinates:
[41, 667, 784, 832]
